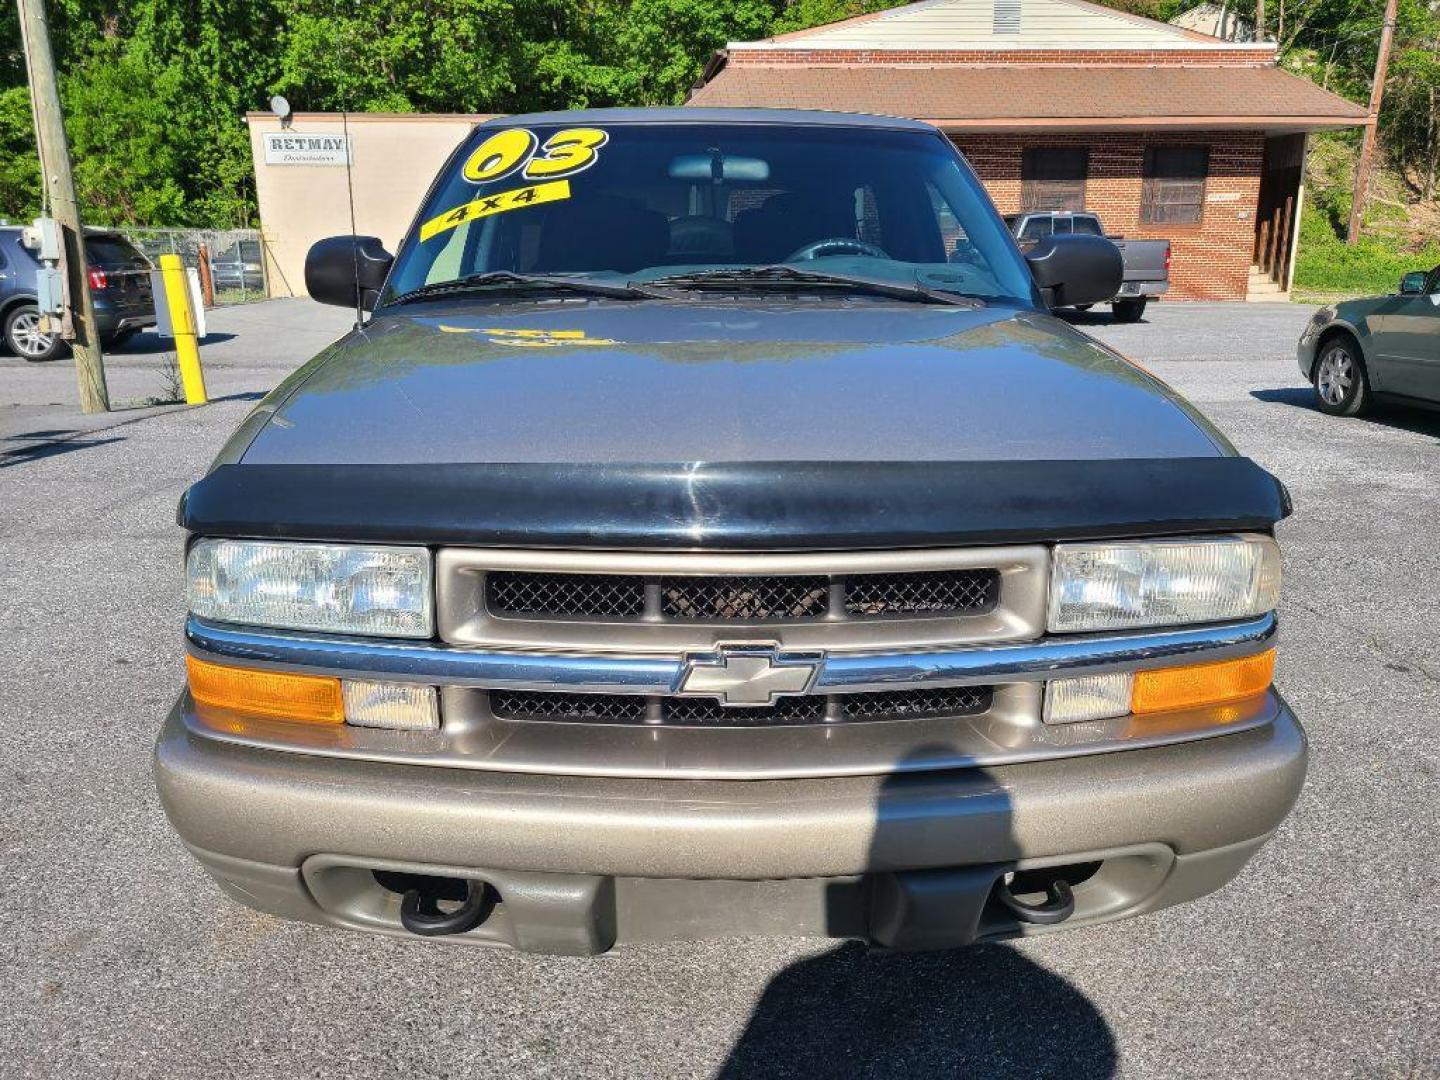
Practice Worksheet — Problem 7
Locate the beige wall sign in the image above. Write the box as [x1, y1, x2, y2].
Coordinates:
[263, 132, 351, 166]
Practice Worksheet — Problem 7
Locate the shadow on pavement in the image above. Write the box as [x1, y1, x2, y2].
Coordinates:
[0, 332, 237, 361]
[719, 941, 1116, 1079]
[1250, 387, 1440, 439]
[1054, 308, 1143, 327]
[107, 331, 237, 355]
[0, 429, 123, 467]
[720, 745, 1116, 1079]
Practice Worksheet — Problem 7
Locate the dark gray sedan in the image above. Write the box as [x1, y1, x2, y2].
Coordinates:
[1298, 265, 1440, 415]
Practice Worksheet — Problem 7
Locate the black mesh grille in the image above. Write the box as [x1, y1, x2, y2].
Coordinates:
[844, 569, 999, 617]
[662, 576, 829, 620]
[841, 686, 992, 720]
[489, 691, 648, 724]
[482, 568, 999, 622]
[489, 687, 993, 727]
[663, 694, 827, 726]
[487, 572, 645, 618]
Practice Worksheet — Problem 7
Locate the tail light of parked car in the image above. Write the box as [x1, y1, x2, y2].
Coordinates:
[87, 268, 108, 291]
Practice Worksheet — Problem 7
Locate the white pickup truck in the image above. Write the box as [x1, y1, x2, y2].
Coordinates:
[1005, 211, 1170, 322]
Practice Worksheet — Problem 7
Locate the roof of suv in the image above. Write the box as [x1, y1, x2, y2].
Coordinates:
[476, 106, 938, 133]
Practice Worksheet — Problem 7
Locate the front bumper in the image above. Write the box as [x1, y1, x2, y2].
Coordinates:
[155, 693, 1306, 954]
[1297, 336, 1320, 380]
[1296, 310, 1338, 379]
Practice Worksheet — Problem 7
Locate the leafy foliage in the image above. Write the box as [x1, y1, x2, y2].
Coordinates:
[1293, 131, 1440, 296]
[1293, 200, 1440, 296]
[0, 0, 840, 226]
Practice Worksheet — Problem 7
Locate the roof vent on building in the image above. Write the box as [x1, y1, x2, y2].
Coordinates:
[993, 0, 1021, 34]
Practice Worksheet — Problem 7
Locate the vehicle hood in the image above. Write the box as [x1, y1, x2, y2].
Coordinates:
[234, 300, 1228, 465]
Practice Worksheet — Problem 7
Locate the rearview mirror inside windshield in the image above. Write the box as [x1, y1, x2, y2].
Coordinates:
[667, 153, 770, 182]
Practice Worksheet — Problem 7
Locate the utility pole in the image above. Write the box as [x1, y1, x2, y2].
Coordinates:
[16, 0, 109, 412]
[1255, 0, 1264, 40]
[1347, 0, 1399, 245]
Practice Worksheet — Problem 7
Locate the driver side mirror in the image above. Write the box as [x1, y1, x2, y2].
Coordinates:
[305, 235, 393, 310]
[1399, 270, 1427, 296]
[1024, 234, 1123, 309]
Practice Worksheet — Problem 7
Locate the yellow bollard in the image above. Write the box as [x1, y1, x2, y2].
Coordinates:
[159, 253, 207, 404]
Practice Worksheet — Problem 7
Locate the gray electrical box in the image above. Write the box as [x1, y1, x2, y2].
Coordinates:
[23, 217, 62, 262]
[34, 267, 64, 316]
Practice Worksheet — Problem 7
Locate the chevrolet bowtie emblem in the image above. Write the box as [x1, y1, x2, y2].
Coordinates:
[679, 647, 820, 707]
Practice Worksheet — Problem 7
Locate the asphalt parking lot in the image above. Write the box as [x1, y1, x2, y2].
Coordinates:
[1, 299, 1436, 1079]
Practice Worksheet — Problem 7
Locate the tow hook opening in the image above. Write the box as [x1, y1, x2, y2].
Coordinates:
[374, 871, 499, 937]
[990, 862, 1100, 926]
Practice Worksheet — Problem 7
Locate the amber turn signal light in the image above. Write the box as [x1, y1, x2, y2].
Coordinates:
[186, 655, 344, 725]
[1131, 649, 1276, 716]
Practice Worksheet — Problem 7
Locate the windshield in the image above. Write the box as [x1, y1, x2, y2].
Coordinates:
[382, 122, 1035, 306]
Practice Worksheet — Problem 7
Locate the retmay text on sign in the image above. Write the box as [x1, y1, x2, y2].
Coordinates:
[263, 133, 351, 166]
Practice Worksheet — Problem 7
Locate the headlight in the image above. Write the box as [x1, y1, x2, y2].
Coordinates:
[1300, 306, 1335, 343]
[187, 539, 433, 637]
[1047, 535, 1279, 633]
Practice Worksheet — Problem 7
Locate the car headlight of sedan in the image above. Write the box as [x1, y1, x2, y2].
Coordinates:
[187, 539, 433, 637]
[1047, 535, 1280, 634]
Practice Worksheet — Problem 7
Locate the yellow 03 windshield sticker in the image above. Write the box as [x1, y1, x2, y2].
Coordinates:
[418, 179, 571, 242]
[462, 128, 538, 183]
[461, 126, 609, 185]
[523, 128, 608, 179]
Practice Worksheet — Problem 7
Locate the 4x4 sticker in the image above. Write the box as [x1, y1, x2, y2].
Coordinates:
[418, 179, 571, 242]
[462, 127, 609, 184]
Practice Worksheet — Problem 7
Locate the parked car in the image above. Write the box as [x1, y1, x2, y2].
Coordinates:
[157, 108, 1303, 955]
[1004, 211, 1169, 322]
[1298, 266, 1440, 415]
[209, 239, 264, 292]
[0, 227, 156, 360]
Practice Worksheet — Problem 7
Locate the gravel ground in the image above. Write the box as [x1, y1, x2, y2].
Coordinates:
[1, 299, 1436, 1079]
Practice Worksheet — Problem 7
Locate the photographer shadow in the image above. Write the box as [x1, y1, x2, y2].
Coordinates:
[719, 744, 1117, 1079]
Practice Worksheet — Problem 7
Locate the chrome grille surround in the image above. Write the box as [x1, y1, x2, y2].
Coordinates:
[184, 612, 1279, 780]
[436, 546, 1048, 653]
[183, 533, 1279, 780]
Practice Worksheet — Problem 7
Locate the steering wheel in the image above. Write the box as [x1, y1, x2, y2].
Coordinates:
[785, 237, 890, 262]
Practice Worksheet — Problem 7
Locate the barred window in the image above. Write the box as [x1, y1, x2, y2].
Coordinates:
[1021, 148, 1088, 212]
[1142, 145, 1209, 225]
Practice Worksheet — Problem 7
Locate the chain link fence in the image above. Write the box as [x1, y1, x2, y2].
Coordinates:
[107, 227, 271, 306]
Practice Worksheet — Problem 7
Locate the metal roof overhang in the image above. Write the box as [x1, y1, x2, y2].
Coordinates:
[926, 115, 1366, 134]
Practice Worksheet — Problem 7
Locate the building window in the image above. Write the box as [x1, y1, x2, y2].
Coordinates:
[1142, 145, 1209, 225]
[1021, 148, 1088, 212]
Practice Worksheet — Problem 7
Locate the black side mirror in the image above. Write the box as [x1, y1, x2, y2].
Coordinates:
[305, 235, 393, 310]
[1399, 270, 1426, 296]
[1024, 233, 1123, 309]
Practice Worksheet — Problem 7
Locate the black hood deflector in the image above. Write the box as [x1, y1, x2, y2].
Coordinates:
[180, 458, 1290, 549]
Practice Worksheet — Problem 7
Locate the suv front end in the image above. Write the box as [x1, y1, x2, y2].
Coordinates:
[155, 109, 1304, 954]
[157, 459, 1303, 955]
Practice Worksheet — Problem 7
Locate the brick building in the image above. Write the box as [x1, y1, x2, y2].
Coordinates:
[687, 0, 1367, 300]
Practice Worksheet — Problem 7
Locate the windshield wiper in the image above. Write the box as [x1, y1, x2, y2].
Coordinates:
[648, 265, 984, 307]
[388, 270, 674, 306]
